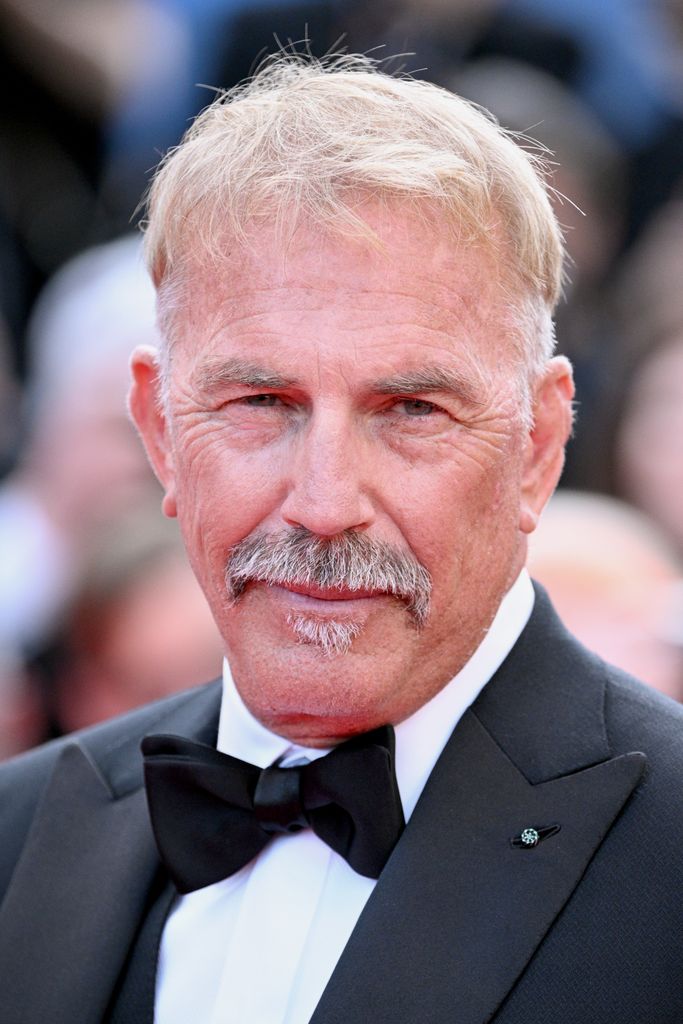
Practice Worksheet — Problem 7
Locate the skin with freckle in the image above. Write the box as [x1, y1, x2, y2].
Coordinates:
[130, 204, 573, 745]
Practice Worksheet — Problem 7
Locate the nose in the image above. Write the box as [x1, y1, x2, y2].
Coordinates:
[280, 410, 375, 537]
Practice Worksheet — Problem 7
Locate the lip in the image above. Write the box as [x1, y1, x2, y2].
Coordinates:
[277, 581, 387, 602]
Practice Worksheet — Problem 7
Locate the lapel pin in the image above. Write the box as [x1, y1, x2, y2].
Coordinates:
[511, 824, 561, 849]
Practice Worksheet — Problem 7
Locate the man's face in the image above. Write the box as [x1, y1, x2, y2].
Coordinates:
[131, 205, 572, 744]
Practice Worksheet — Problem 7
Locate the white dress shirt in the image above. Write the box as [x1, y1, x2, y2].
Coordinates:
[155, 571, 534, 1024]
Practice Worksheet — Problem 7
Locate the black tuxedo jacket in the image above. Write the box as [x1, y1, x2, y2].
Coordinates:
[1, 588, 683, 1023]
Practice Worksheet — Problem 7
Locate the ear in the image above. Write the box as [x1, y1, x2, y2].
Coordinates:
[128, 345, 177, 518]
[519, 356, 574, 535]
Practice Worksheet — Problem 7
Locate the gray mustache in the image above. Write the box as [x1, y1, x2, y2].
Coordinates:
[224, 527, 432, 626]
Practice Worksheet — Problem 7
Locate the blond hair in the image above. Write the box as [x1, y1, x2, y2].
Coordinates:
[143, 53, 565, 375]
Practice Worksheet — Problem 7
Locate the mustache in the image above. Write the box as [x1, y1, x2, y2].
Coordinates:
[224, 527, 432, 626]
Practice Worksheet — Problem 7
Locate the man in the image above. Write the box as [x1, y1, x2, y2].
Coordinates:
[1, 55, 682, 1024]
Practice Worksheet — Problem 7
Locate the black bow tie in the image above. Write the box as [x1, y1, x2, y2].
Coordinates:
[142, 725, 405, 893]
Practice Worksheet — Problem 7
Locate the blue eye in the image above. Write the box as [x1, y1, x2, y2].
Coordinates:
[245, 394, 280, 407]
[400, 399, 435, 416]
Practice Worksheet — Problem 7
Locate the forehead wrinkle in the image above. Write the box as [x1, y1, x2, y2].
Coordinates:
[192, 357, 299, 392]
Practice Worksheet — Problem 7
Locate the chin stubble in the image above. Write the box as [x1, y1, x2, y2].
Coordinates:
[285, 614, 362, 657]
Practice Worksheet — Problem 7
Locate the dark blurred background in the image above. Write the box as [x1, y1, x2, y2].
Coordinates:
[1, 0, 682, 757]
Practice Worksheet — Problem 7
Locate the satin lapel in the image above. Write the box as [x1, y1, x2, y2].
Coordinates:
[311, 710, 645, 1024]
[0, 742, 159, 1024]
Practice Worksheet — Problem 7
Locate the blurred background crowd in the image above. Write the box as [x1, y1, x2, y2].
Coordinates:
[1, 0, 683, 758]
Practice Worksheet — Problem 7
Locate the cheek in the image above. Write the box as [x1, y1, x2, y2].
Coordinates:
[398, 441, 520, 533]
[172, 436, 286, 574]
[402, 457, 523, 591]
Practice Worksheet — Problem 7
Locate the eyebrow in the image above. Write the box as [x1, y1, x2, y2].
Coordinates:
[192, 358, 484, 404]
[372, 366, 484, 405]
[192, 358, 299, 392]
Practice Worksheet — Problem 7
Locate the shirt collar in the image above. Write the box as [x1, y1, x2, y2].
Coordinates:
[217, 570, 534, 818]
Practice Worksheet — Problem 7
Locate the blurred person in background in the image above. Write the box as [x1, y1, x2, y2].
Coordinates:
[612, 330, 683, 558]
[0, 235, 159, 665]
[528, 490, 683, 701]
[0, 236, 161, 754]
[579, 200, 683, 558]
[0, 316, 35, 758]
[29, 509, 223, 736]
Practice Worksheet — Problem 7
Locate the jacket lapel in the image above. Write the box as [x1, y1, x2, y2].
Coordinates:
[311, 588, 647, 1024]
[311, 712, 644, 1024]
[0, 681, 222, 1024]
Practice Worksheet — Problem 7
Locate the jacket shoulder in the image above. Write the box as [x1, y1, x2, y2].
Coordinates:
[0, 680, 221, 896]
[603, 664, 683, 792]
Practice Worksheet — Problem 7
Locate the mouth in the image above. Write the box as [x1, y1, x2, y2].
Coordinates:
[278, 581, 388, 602]
[224, 527, 432, 627]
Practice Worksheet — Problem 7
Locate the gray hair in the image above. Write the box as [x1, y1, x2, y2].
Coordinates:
[143, 53, 565, 389]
